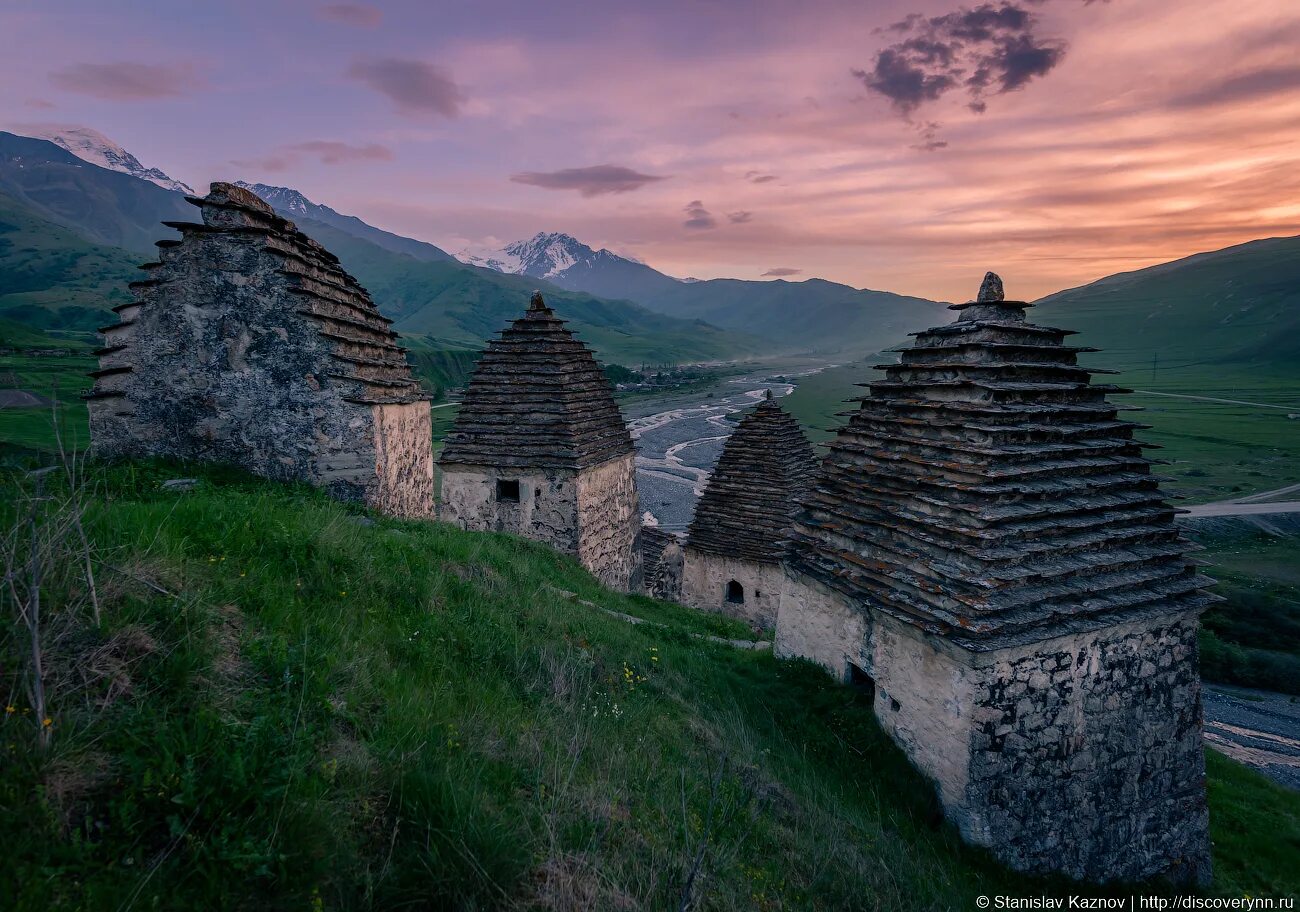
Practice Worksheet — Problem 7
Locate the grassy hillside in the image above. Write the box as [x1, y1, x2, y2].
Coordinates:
[1035, 235, 1300, 374]
[0, 347, 94, 460]
[1, 463, 1296, 910]
[0, 191, 140, 332]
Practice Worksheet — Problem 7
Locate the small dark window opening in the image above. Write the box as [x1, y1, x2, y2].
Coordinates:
[496, 479, 520, 503]
[725, 580, 744, 604]
[848, 663, 876, 700]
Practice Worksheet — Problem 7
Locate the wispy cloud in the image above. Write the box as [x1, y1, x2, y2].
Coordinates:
[317, 3, 382, 27]
[347, 57, 464, 116]
[510, 165, 667, 197]
[1168, 64, 1300, 108]
[727, 210, 754, 224]
[683, 200, 717, 229]
[745, 171, 778, 183]
[49, 62, 203, 101]
[233, 140, 394, 173]
[762, 267, 802, 276]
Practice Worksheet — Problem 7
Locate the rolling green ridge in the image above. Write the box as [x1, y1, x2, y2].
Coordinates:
[1035, 235, 1300, 374]
[1, 463, 1295, 909]
[639, 277, 948, 357]
[0, 132, 189, 254]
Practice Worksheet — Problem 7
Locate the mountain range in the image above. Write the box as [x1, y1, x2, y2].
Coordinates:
[0, 130, 761, 369]
[2, 124, 1297, 382]
[458, 232, 948, 353]
[12, 123, 194, 194]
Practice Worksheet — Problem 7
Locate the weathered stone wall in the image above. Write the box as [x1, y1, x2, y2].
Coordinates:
[774, 568, 872, 679]
[370, 402, 435, 518]
[681, 550, 786, 628]
[642, 528, 684, 601]
[872, 610, 1211, 884]
[87, 184, 433, 517]
[576, 453, 643, 591]
[438, 465, 580, 553]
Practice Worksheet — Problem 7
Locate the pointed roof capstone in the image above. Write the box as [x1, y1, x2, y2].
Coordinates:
[785, 273, 1216, 649]
[438, 292, 633, 470]
[686, 392, 818, 563]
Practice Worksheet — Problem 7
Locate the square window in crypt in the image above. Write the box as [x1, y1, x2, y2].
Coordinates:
[726, 580, 745, 603]
[496, 479, 521, 503]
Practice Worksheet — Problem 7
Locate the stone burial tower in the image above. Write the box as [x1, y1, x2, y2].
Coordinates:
[437, 292, 642, 591]
[85, 182, 435, 517]
[775, 273, 1214, 884]
[680, 390, 817, 627]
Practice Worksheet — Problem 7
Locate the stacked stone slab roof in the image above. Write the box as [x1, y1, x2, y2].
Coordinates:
[786, 272, 1216, 649]
[88, 182, 425, 409]
[439, 293, 634, 470]
[687, 391, 819, 563]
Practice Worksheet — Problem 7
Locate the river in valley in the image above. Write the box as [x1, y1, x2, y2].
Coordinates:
[626, 366, 816, 532]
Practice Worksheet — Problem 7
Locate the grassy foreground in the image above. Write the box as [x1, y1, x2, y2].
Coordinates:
[1, 464, 1298, 910]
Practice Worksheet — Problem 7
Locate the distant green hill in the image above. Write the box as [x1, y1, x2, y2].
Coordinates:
[0, 190, 139, 332]
[1035, 235, 1300, 374]
[0, 132, 189, 254]
[641, 276, 948, 356]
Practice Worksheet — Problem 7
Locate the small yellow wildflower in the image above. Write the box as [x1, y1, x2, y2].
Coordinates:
[4, 705, 15, 714]
[339, 590, 348, 597]
[42, 717, 52, 728]
[240, 571, 247, 578]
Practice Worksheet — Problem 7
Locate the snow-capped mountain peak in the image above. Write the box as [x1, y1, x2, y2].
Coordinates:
[456, 232, 627, 279]
[14, 123, 194, 194]
[232, 182, 324, 217]
[503, 232, 594, 278]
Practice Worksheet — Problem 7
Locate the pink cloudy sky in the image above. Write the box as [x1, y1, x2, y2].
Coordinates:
[2, 0, 1299, 301]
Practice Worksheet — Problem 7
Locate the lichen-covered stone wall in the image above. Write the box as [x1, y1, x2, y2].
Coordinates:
[87, 183, 433, 517]
[681, 550, 787, 628]
[872, 610, 1212, 885]
[774, 569, 872, 679]
[438, 466, 580, 553]
[576, 453, 642, 591]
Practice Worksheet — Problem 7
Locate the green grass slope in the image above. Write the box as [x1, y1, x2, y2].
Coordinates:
[0, 191, 141, 332]
[1034, 235, 1300, 374]
[1, 464, 1296, 909]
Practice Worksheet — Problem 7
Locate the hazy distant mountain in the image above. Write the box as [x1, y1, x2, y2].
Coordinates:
[1035, 235, 1300, 373]
[12, 123, 194, 194]
[233, 181, 456, 263]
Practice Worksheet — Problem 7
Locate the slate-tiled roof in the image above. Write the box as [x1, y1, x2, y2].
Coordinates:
[687, 391, 818, 563]
[88, 182, 425, 407]
[787, 273, 1217, 649]
[438, 293, 634, 470]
